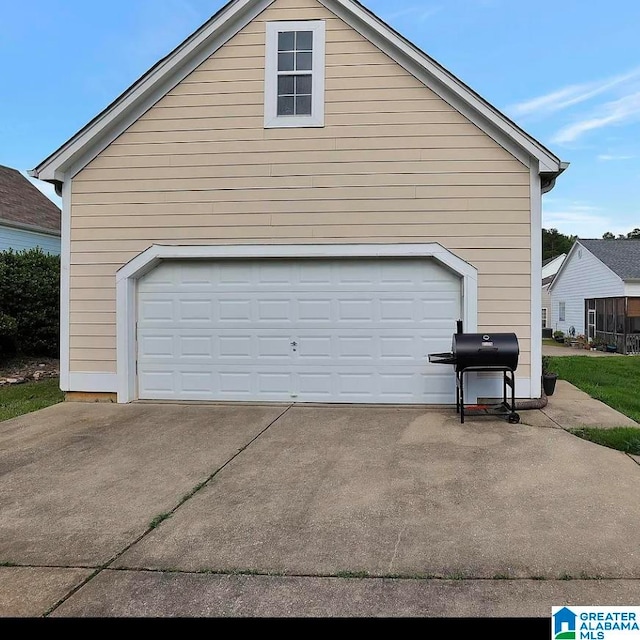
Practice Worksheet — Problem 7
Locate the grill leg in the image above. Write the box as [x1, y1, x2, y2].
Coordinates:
[503, 371, 508, 410]
[459, 371, 465, 424]
[456, 371, 460, 414]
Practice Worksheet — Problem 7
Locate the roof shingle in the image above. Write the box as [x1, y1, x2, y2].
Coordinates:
[0, 165, 61, 234]
[580, 238, 640, 280]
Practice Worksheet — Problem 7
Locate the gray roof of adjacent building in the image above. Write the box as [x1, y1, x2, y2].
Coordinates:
[580, 238, 640, 281]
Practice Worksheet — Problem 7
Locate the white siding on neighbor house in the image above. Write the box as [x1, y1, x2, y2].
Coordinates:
[626, 282, 640, 297]
[0, 224, 61, 255]
[542, 254, 565, 280]
[550, 245, 624, 335]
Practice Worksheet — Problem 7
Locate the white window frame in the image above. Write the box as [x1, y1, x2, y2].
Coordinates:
[264, 21, 326, 128]
[542, 307, 548, 328]
[559, 301, 566, 323]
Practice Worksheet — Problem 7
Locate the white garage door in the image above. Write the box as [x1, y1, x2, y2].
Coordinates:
[137, 258, 461, 404]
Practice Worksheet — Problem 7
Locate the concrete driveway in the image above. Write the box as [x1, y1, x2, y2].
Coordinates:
[1, 400, 639, 617]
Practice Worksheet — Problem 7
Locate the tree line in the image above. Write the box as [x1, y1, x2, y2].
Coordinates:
[543, 228, 640, 261]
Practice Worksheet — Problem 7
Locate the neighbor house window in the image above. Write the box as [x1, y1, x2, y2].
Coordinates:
[559, 302, 566, 322]
[542, 308, 548, 328]
[265, 21, 325, 128]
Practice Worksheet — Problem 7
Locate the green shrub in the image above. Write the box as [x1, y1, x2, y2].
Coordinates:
[0, 249, 60, 358]
[0, 312, 18, 358]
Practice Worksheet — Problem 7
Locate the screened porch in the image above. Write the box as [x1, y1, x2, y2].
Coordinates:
[585, 297, 640, 355]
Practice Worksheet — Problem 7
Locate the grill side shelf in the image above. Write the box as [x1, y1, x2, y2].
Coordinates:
[428, 352, 457, 365]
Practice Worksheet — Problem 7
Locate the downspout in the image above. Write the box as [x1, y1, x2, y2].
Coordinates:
[515, 387, 548, 410]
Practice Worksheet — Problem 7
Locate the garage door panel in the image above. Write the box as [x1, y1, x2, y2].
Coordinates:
[137, 258, 461, 404]
[138, 330, 456, 366]
[219, 372, 252, 395]
[179, 300, 213, 322]
[137, 363, 457, 403]
[180, 336, 213, 358]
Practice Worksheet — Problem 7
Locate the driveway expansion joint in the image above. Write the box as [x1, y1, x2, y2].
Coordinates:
[41, 404, 293, 617]
[82, 566, 640, 582]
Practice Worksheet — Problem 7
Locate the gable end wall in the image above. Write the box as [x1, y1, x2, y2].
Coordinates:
[67, 0, 534, 392]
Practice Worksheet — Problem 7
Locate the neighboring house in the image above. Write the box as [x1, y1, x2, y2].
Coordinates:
[549, 239, 640, 354]
[29, 0, 567, 405]
[541, 253, 566, 331]
[0, 164, 61, 255]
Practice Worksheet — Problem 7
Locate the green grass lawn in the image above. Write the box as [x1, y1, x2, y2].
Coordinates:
[0, 378, 64, 423]
[547, 355, 640, 454]
[547, 356, 640, 423]
[569, 427, 640, 456]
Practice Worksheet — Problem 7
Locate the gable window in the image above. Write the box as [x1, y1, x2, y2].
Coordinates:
[265, 21, 325, 128]
[559, 302, 566, 322]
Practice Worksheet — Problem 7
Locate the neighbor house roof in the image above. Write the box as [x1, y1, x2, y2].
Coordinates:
[579, 239, 640, 281]
[30, 0, 567, 186]
[0, 165, 61, 235]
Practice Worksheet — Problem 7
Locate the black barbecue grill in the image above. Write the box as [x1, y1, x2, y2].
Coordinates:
[429, 321, 521, 424]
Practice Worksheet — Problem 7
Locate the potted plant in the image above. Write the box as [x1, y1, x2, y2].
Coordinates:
[553, 330, 565, 344]
[542, 355, 558, 396]
[575, 334, 589, 350]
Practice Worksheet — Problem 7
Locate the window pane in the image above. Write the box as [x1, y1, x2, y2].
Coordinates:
[278, 31, 295, 52]
[277, 96, 295, 116]
[295, 75, 312, 95]
[278, 52, 294, 72]
[296, 52, 312, 71]
[296, 31, 313, 51]
[296, 95, 312, 115]
[278, 75, 295, 96]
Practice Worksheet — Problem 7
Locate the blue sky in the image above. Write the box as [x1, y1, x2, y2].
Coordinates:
[1, 0, 639, 238]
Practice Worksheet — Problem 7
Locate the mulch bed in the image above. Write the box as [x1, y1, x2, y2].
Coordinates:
[0, 357, 60, 385]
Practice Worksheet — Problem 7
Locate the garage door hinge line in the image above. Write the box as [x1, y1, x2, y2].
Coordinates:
[42, 403, 293, 617]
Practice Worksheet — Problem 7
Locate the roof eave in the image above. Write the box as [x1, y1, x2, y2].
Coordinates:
[0, 217, 61, 237]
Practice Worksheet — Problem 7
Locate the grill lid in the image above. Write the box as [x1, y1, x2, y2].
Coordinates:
[429, 331, 519, 371]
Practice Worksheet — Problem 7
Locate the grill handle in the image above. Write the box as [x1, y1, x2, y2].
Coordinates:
[429, 352, 457, 365]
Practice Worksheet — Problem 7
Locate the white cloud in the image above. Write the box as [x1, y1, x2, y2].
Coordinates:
[543, 202, 629, 238]
[384, 5, 442, 23]
[597, 154, 635, 161]
[551, 91, 640, 143]
[508, 67, 640, 118]
[22, 173, 62, 207]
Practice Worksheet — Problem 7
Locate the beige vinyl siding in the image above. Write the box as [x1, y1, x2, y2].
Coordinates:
[69, 0, 532, 378]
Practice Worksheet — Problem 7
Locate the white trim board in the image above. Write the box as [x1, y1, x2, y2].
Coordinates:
[68, 373, 118, 393]
[530, 164, 543, 399]
[59, 180, 72, 391]
[30, 0, 565, 184]
[115, 243, 479, 404]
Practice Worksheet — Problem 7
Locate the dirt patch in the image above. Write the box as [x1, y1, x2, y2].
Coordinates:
[0, 357, 60, 384]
